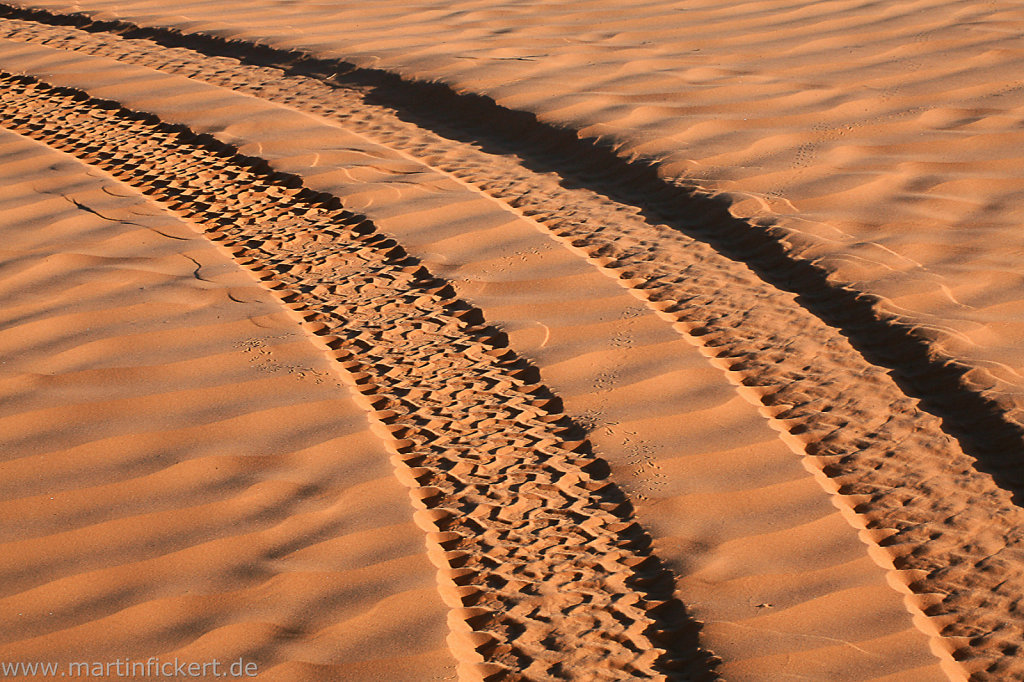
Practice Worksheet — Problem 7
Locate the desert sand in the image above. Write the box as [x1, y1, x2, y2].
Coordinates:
[1, 1, 1023, 680]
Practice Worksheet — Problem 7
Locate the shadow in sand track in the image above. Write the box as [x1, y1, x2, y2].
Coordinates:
[3, 3, 1014, 501]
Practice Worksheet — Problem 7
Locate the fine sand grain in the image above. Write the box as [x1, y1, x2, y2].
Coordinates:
[1, 2, 1023, 681]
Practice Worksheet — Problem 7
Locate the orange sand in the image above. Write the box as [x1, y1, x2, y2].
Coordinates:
[3, 2, 1024, 680]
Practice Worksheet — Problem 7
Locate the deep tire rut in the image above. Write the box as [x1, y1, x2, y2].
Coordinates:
[0, 73, 718, 680]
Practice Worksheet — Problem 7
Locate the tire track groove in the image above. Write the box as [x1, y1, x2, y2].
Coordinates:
[0, 72, 717, 681]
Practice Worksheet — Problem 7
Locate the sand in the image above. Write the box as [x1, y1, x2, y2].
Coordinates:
[1, 1, 1023, 680]
[0, 129, 453, 679]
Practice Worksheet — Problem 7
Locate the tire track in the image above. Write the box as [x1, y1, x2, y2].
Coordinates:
[0, 17, 1018, 677]
[1, 4, 1023, 472]
[0, 73, 717, 680]
[0, 130, 458, 680]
